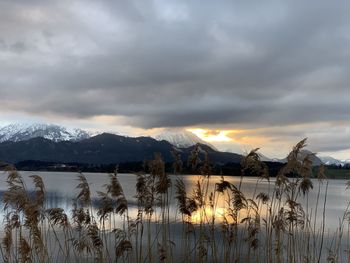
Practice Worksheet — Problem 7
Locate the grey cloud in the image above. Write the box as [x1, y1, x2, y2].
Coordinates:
[1, 0, 350, 134]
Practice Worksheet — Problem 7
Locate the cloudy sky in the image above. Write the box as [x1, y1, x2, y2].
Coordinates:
[1, 0, 350, 158]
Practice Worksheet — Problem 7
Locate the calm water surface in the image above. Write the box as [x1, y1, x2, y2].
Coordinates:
[0, 171, 348, 231]
[1, 171, 350, 262]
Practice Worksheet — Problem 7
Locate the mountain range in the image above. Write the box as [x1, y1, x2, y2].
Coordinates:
[0, 123, 91, 143]
[0, 123, 345, 167]
[0, 133, 242, 165]
[261, 152, 347, 167]
[0, 123, 209, 149]
[318, 156, 350, 167]
[261, 150, 323, 166]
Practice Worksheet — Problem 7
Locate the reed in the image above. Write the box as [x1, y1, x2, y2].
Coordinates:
[1, 139, 350, 262]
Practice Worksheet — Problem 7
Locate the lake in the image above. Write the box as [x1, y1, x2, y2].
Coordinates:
[0, 171, 348, 226]
[0, 171, 349, 262]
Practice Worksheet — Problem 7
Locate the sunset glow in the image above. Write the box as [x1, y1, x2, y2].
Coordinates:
[188, 129, 237, 142]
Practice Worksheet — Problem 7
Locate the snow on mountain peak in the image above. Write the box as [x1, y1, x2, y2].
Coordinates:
[0, 123, 92, 143]
[319, 156, 350, 166]
[153, 129, 217, 150]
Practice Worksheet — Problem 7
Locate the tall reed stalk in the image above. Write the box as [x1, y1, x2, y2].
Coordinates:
[1, 139, 350, 262]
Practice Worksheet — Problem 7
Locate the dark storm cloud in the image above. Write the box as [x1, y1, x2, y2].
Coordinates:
[1, 0, 350, 152]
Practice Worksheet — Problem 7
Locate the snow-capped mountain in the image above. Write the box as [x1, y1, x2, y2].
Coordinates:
[153, 129, 217, 150]
[319, 156, 343, 166]
[319, 156, 350, 166]
[0, 123, 92, 143]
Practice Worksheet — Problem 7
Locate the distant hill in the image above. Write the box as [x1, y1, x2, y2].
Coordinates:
[278, 149, 323, 166]
[258, 153, 281, 163]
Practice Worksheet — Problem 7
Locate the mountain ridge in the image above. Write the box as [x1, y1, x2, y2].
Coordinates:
[153, 129, 217, 150]
[0, 123, 91, 143]
[319, 156, 350, 167]
[0, 123, 345, 166]
[0, 133, 243, 165]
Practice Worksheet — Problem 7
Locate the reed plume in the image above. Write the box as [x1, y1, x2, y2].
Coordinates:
[1, 138, 349, 262]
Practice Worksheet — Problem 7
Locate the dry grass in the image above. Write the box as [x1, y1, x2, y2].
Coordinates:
[0, 139, 350, 262]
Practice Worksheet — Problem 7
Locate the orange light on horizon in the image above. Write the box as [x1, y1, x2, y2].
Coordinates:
[187, 128, 270, 150]
[188, 128, 240, 142]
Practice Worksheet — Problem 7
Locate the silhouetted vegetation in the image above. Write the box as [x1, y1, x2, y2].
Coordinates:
[1, 139, 350, 262]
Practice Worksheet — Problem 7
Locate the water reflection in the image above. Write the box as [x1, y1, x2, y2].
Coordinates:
[0, 171, 348, 230]
[1, 171, 350, 261]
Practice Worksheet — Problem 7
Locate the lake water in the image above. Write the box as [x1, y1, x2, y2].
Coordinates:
[1, 171, 349, 262]
[0, 171, 348, 228]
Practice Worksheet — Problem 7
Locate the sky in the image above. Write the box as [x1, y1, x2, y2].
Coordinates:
[1, 0, 350, 158]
